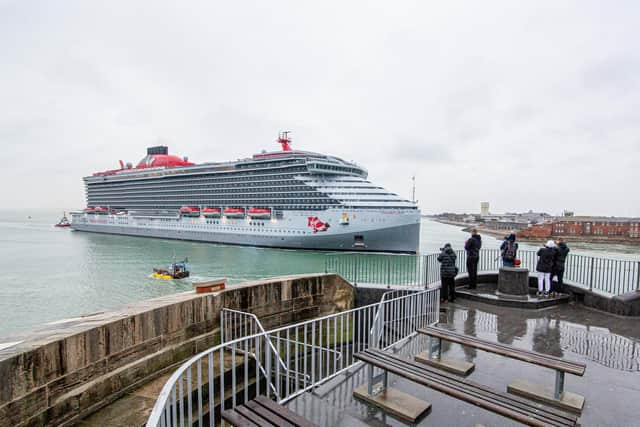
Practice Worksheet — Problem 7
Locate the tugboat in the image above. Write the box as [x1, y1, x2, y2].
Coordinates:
[152, 258, 190, 280]
[54, 212, 71, 228]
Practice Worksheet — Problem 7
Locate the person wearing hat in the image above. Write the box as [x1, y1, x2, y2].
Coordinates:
[500, 233, 518, 267]
[438, 243, 458, 303]
[536, 240, 556, 297]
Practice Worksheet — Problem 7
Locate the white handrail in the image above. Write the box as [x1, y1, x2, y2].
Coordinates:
[146, 287, 440, 427]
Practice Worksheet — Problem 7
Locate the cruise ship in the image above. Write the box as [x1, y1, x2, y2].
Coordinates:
[71, 134, 421, 252]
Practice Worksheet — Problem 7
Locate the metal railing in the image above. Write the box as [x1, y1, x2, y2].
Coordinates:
[326, 249, 640, 296]
[146, 287, 440, 426]
[221, 308, 310, 397]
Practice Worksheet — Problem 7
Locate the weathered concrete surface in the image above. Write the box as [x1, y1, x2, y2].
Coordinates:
[288, 299, 640, 426]
[0, 273, 354, 427]
[456, 272, 640, 316]
[497, 267, 529, 296]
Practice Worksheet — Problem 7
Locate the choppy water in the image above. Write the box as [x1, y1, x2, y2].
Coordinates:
[0, 210, 637, 337]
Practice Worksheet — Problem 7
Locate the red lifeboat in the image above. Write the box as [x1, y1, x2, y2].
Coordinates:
[179, 206, 200, 217]
[223, 208, 245, 218]
[202, 207, 221, 217]
[83, 207, 96, 213]
[247, 208, 271, 218]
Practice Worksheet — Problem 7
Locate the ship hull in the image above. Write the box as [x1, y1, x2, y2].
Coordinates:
[71, 211, 421, 253]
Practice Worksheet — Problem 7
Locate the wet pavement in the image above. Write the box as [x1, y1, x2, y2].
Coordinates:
[456, 282, 571, 309]
[287, 299, 640, 426]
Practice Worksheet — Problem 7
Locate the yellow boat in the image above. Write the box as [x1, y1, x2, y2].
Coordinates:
[152, 271, 175, 280]
[152, 259, 190, 280]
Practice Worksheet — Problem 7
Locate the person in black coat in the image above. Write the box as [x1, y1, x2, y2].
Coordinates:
[464, 229, 482, 289]
[536, 240, 555, 296]
[551, 238, 570, 293]
[438, 243, 458, 302]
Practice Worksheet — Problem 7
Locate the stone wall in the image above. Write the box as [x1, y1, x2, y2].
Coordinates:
[0, 273, 354, 427]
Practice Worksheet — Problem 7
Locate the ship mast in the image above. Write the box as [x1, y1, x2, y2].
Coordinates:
[277, 131, 292, 151]
[411, 175, 416, 203]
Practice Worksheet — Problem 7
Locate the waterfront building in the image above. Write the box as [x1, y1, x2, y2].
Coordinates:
[70, 134, 421, 252]
[518, 216, 640, 241]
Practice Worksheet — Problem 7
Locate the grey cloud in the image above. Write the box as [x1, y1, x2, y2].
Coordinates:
[390, 138, 453, 164]
[0, 1, 638, 216]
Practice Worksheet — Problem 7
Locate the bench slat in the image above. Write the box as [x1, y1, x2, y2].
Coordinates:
[235, 406, 274, 427]
[356, 349, 577, 427]
[366, 349, 577, 425]
[245, 400, 296, 427]
[221, 408, 259, 427]
[253, 395, 319, 427]
[418, 326, 586, 376]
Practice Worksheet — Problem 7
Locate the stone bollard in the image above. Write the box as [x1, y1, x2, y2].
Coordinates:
[497, 267, 529, 297]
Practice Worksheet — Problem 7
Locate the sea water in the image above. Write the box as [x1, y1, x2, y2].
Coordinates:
[0, 210, 638, 337]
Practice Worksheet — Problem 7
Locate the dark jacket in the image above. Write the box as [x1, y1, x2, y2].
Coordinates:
[438, 247, 458, 278]
[536, 247, 555, 273]
[465, 234, 482, 258]
[554, 243, 570, 271]
[500, 239, 518, 261]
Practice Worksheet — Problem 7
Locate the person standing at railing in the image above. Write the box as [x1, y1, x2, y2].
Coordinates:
[536, 240, 556, 297]
[464, 228, 482, 289]
[551, 238, 570, 295]
[500, 233, 518, 267]
[438, 243, 458, 303]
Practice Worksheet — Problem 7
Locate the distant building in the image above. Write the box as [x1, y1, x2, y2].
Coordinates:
[483, 220, 529, 232]
[480, 202, 490, 217]
[518, 216, 640, 240]
[553, 217, 640, 238]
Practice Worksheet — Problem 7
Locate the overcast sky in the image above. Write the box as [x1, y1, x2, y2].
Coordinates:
[1, 1, 638, 216]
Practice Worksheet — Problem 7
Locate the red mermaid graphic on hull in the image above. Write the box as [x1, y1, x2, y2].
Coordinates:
[308, 216, 330, 233]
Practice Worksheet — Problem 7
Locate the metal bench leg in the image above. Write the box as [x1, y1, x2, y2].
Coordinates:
[367, 364, 388, 397]
[429, 336, 441, 361]
[508, 370, 584, 413]
[554, 371, 565, 400]
[354, 362, 431, 423]
[416, 336, 474, 376]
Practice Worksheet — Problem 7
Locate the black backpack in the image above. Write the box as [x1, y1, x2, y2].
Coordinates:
[503, 241, 517, 262]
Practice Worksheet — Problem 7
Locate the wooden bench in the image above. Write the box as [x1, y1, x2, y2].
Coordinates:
[221, 395, 318, 427]
[354, 348, 579, 427]
[417, 326, 586, 412]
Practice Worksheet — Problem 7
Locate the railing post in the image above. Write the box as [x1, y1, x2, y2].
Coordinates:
[386, 256, 391, 285]
[423, 255, 428, 289]
[589, 257, 595, 291]
[354, 255, 359, 284]
[636, 261, 640, 292]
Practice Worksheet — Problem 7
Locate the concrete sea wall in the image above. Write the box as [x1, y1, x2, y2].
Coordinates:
[0, 273, 354, 427]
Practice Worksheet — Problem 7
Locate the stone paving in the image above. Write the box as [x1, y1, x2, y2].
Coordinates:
[287, 299, 640, 426]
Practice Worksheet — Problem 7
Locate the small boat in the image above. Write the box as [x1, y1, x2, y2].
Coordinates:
[224, 207, 245, 218]
[179, 206, 200, 217]
[55, 212, 71, 227]
[152, 258, 190, 280]
[247, 208, 271, 218]
[202, 207, 221, 217]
